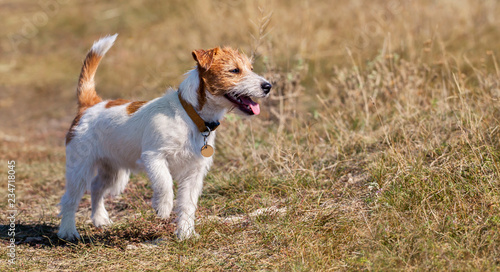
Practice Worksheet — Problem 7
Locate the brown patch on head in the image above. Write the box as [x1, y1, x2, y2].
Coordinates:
[192, 47, 253, 107]
[192, 49, 218, 70]
[126, 101, 148, 115]
[105, 99, 131, 108]
[195, 74, 207, 111]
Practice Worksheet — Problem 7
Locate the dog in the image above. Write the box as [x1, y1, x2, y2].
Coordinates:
[58, 34, 272, 240]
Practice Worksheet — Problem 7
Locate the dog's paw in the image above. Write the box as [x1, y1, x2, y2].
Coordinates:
[175, 230, 199, 241]
[155, 205, 173, 219]
[57, 228, 81, 241]
[92, 215, 113, 228]
[175, 224, 199, 241]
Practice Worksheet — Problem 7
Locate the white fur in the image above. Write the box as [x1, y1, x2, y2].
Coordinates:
[58, 37, 271, 241]
[91, 34, 118, 56]
[59, 88, 215, 240]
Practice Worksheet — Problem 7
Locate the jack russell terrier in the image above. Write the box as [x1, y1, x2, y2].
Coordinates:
[58, 34, 272, 240]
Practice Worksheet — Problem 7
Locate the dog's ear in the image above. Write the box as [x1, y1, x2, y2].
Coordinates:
[192, 48, 219, 71]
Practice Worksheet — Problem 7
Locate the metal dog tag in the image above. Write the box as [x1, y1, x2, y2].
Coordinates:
[201, 144, 214, 157]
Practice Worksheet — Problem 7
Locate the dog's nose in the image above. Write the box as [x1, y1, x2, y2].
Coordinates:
[261, 82, 272, 94]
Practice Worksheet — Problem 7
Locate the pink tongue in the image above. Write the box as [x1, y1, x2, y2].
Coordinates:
[240, 96, 260, 115]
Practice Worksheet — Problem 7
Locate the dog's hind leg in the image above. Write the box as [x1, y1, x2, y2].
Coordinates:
[90, 162, 129, 228]
[58, 160, 95, 241]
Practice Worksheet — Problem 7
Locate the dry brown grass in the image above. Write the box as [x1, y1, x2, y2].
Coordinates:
[1, 0, 500, 270]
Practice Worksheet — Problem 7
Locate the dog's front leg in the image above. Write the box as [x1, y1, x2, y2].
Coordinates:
[141, 150, 174, 219]
[175, 170, 205, 240]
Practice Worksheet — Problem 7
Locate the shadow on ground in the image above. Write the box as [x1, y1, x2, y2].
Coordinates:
[0, 223, 62, 247]
[0, 221, 175, 249]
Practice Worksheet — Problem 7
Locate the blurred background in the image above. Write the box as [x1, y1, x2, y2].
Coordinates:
[1, 0, 499, 143]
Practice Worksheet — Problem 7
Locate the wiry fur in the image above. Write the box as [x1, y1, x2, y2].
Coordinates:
[58, 35, 271, 241]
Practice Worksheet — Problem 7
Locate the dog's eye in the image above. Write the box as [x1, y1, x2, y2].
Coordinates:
[229, 68, 240, 74]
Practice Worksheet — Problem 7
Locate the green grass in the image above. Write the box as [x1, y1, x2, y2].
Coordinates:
[1, 0, 500, 270]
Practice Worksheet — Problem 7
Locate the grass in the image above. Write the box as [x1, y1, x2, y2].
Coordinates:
[1, 0, 500, 270]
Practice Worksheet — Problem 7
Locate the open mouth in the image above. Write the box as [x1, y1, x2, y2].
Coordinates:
[224, 93, 260, 115]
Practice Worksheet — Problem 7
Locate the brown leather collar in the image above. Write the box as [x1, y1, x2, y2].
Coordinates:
[178, 92, 220, 133]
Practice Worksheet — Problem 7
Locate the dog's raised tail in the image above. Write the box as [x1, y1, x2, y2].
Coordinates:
[76, 34, 118, 109]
